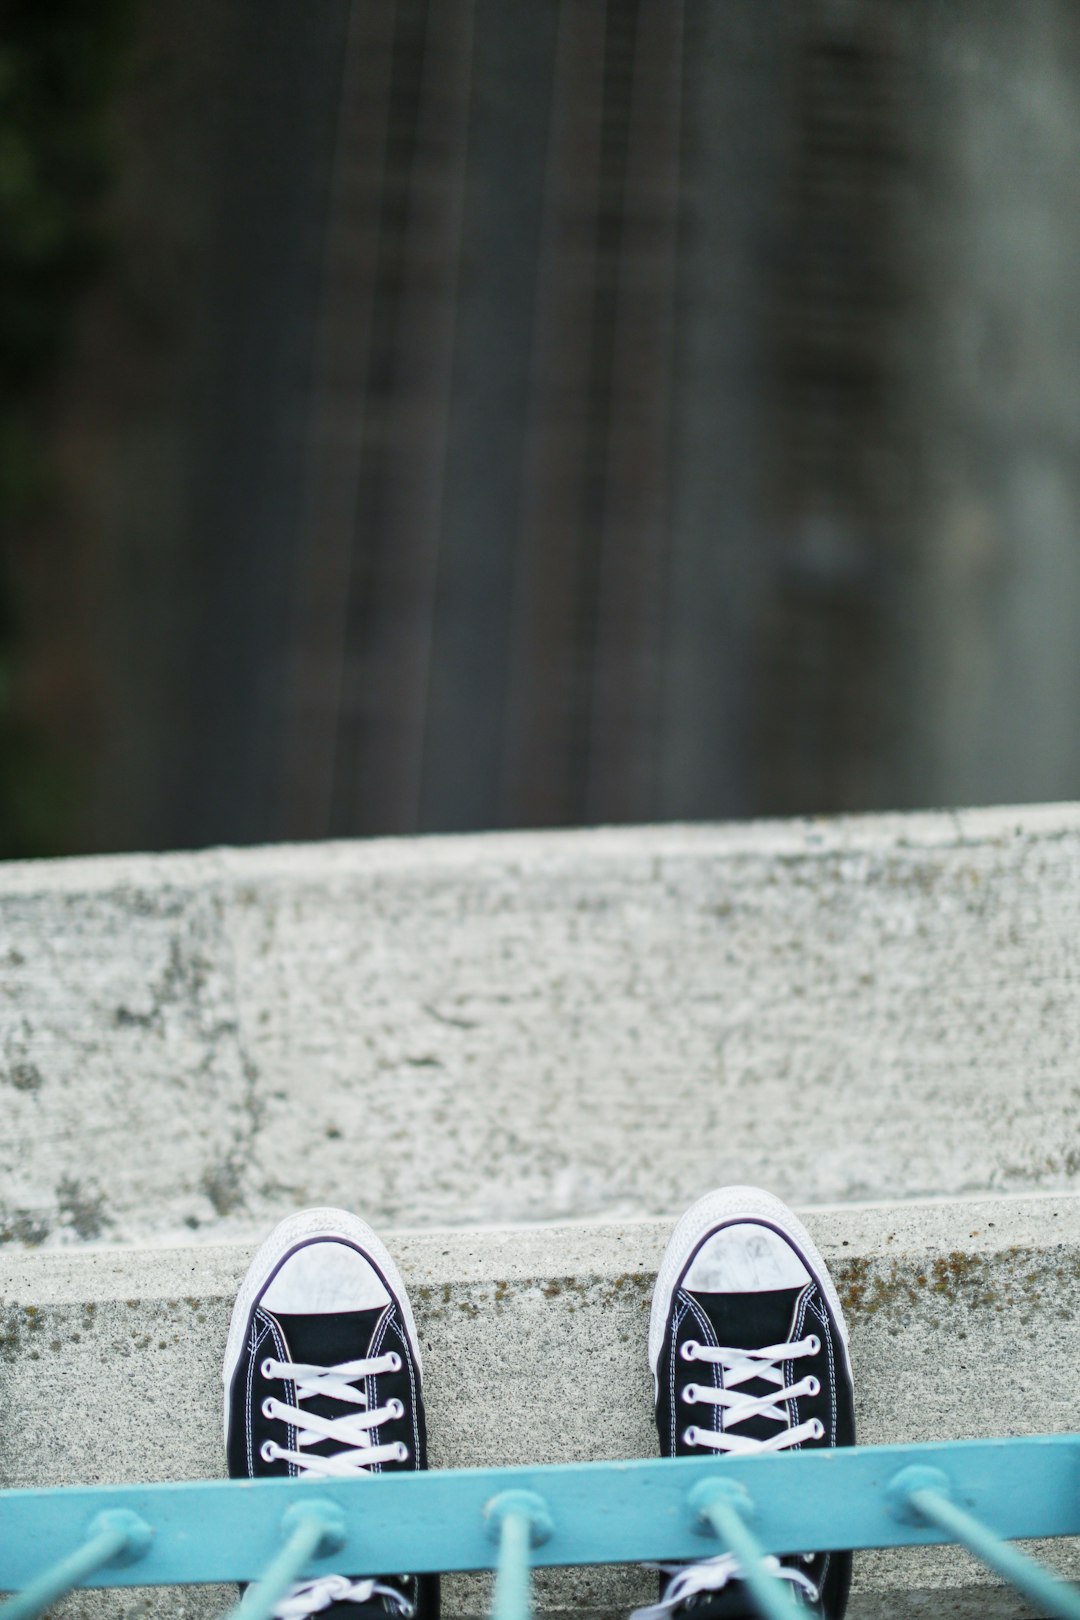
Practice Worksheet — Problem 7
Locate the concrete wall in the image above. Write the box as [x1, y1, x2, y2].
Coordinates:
[3, 803, 1080, 1247]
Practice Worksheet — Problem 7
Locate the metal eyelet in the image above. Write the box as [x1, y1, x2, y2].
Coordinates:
[680, 1341, 699, 1362]
[262, 1397, 275, 1419]
[260, 1357, 276, 1379]
[387, 1352, 402, 1372]
[260, 1439, 277, 1463]
[806, 1376, 820, 1397]
[388, 1398, 404, 1419]
[811, 1418, 825, 1439]
[682, 1427, 700, 1448]
[681, 1384, 699, 1405]
[806, 1335, 820, 1355]
[395, 1442, 409, 1462]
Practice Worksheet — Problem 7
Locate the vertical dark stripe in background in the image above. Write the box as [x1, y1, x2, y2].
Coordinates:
[502, 0, 608, 827]
[752, 0, 911, 815]
[173, 0, 352, 848]
[660, 0, 787, 821]
[419, 0, 560, 832]
[330, 0, 474, 836]
[568, 0, 640, 825]
[585, 0, 681, 824]
[282, 2, 401, 842]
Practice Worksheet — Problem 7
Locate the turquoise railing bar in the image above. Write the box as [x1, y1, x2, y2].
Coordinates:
[2, 1437, 1079, 1620]
[0, 1507, 152, 1620]
[888, 1465, 1080, 1620]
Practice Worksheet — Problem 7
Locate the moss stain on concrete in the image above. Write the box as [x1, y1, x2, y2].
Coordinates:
[837, 1247, 1079, 1324]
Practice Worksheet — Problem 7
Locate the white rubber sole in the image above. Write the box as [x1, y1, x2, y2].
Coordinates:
[647, 1185, 851, 1378]
[221, 1207, 423, 1440]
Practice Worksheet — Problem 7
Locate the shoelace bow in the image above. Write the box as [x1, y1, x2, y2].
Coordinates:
[629, 1554, 818, 1620]
[275, 1576, 413, 1620]
[261, 1352, 413, 1619]
[630, 1332, 824, 1618]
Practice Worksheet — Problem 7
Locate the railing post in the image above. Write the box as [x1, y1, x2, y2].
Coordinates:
[228, 1499, 347, 1620]
[484, 1490, 554, 1620]
[0, 1509, 152, 1620]
[687, 1479, 805, 1620]
[887, 1466, 1080, 1620]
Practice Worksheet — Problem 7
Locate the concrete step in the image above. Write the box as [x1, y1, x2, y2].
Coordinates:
[3, 1192, 1079, 1618]
[4, 804, 1080, 1248]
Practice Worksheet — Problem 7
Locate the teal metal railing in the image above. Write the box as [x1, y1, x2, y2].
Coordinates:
[2, 1437, 1079, 1620]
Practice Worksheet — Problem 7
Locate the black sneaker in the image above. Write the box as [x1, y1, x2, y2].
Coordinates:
[638, 1186, 854, 1620]
[223, 1208, 439, 1620]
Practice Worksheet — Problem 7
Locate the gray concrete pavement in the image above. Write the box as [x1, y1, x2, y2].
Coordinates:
[3, 1193, 1079, 1617]
[3, 804, 1080, 1247]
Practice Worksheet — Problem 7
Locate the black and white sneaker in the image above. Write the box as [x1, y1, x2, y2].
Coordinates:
[636, 1186, 854, 1620]
[223, 1208, 438, 1620]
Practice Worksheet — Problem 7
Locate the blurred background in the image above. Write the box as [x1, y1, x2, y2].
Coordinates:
[2, 0, 1080, 859]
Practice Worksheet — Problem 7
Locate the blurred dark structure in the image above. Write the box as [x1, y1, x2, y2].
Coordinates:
[4, 0, 1080, 856]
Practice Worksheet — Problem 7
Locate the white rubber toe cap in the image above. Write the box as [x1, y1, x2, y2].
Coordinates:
[683, 1222, 811, 1294]
[261, 1240, 392, 1315]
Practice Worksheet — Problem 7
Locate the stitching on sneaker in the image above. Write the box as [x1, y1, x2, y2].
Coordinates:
[367, 1304, 392, 1475]
[258, 1308, 297, 1473]
[790, 1284, 812, 1434]
[371, 1305, 421, 1477]
[399, 1320, 421, 1473]
[369, 1304, 415, 1478]
[669, 1298, 687, 1455]
[245, 1317, 269, 1479]
[812, 1293, 837, 1442]
[681, 1290, 721, 1438]
[805, 1289, 836, 1594]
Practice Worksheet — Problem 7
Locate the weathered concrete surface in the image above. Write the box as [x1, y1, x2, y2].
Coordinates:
[2, 805, 1080, 1248]
[2, 1194, 1079, 1617]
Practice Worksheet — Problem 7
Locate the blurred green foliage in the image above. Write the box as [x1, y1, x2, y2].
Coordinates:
[0, 0, 137, 857]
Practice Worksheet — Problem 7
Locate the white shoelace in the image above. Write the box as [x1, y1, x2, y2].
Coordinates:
[678, 1333, 825, 1455]
[275, 1575, 413, 1619]
[633, 1332, 824, 1616]
[629, 1554, 819, 1620]
[260, 1352, 413, 1618]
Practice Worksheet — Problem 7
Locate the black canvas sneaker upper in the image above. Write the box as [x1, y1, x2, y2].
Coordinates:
[638, 1187, 855, 1620]
[223, 1209, 439, 1620]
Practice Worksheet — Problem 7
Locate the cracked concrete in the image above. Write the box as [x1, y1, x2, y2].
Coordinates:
[3, 806, 1080, 1246]
[1, 1195, 1078, 1618]
[0, 877, 266, 1244]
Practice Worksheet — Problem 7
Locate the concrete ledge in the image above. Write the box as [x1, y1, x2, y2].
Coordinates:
[4, 804, 1080, 1246]
[3, 1193, 1080, 1617]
